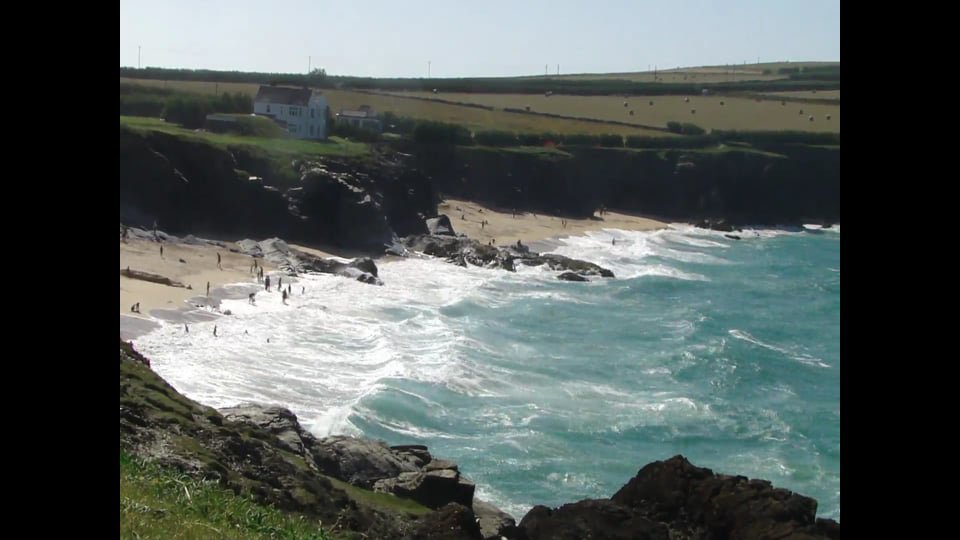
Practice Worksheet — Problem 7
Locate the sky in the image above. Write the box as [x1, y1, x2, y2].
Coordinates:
[119, 0, 840, 78]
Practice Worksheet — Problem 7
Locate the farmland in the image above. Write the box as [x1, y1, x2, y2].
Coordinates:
[377, 91, 841, 132]
[120, 78, 672, 136]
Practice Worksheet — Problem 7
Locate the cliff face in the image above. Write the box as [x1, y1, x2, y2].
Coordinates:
[120, 126, 840, 253]
[119, 127, 436, 251]
[413, 144, 840, 225]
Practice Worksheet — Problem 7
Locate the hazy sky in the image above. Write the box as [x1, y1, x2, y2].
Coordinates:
[119, 0, 840, 78]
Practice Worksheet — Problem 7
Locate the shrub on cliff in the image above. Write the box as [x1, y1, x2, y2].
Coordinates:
[412, 120, 474, 145]
[599, 134, 625, 147]
[330, 122, 382, 142]
[163, 92, 252, 129]
[474, 130, 518, 147]
[667, 121, 706, 135]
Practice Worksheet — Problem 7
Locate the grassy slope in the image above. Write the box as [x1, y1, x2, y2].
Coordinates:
[121, 452, 331, 540]
[120, 116, 369, 158]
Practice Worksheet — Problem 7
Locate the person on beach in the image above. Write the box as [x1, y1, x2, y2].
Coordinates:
[213, 325, 218, 337]
[612, 238, 616, 246]
[184, 323, 189, 333]
[287, 284, 291, 295]
[282, 290, 288, 305]
[206, 281, 210, 296]
[248, 292, 256, 305]
[130, 302, 140, 313]
[265, 275, 271, 291]
[301, 286, 305, 295]
[217, 252, 222, 269]
[278, 277, 283, 290]
[160, 244, 164, 258]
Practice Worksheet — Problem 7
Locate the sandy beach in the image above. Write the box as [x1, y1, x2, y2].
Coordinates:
[437, 198, 666, 249]
[120, 201, 666, 338]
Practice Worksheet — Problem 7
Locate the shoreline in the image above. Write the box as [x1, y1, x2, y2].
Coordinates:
[437, 198, 667, 249]
[120, 201, 669, 340]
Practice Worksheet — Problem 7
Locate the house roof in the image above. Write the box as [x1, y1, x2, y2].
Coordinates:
[339, 109, 378, 119]
[254, 86, 318, 106]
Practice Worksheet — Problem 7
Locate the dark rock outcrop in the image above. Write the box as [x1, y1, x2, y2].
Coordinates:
[426, 214, 457, 236]
[408, 503, 483, 540]
[519, 455, 840, 540]
[236, 237, 383, 285]
[520, 499, 669, 540]
[211, 407, 494, 517]
[522, 253, 614, 277]
[557, 271, 589, 282]
[399, 234, 614, 278]
[311, 436, 424, 489]
[473, 498, 518, 540]
[375, 467, 476, 510]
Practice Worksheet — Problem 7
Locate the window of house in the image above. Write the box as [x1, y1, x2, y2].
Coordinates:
[310, 125, 314, 136]
[289, 125, 298, 133]
[266, 104, 271, 113]
[290, 106, 298, 116]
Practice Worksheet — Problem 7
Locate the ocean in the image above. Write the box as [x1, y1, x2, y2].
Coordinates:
[132, 224, 841, 522]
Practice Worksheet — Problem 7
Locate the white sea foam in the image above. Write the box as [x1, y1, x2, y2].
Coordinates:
[728, 329, 831, 368]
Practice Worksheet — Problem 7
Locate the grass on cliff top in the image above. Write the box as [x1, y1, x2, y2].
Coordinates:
[323, 475, 432, 518]
[120, 115, 370, 159]
[120, 451, 331, 540]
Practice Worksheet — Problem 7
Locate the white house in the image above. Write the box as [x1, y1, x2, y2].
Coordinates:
[336, 105, 382, 132]
[253, 86, 328, 139]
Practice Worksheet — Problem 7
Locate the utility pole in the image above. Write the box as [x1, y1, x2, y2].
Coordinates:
[545, 64, 548, 77]
[557, 64, 559, 76]
[428, 60, 431, 78]
[138, 45, 141, 69]
[309, 55, 311, 73]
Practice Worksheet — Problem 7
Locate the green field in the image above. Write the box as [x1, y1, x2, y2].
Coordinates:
[120, 78, 672, 136]
[379, 91, 841, 132]
[120, 115, 370, 158]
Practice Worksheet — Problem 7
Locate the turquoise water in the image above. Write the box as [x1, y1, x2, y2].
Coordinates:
[135, 224, 840, 521]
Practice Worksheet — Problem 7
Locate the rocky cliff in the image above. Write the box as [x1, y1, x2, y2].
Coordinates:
[120, 126, 839, 255]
